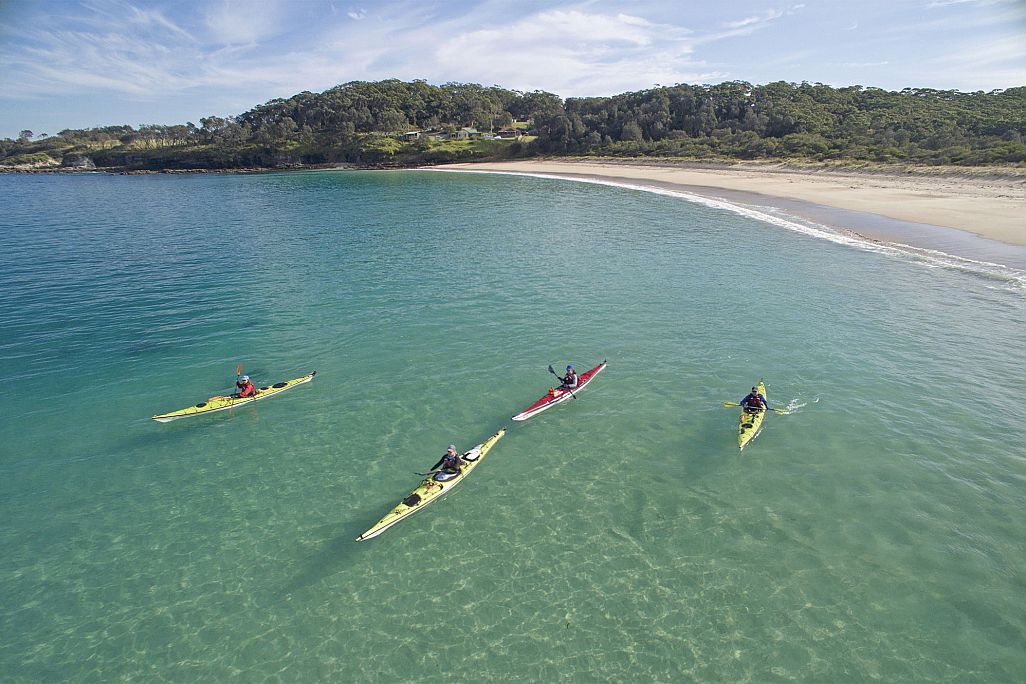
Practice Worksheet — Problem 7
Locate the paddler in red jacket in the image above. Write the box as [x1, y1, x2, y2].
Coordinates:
[234, 375, 257, 398]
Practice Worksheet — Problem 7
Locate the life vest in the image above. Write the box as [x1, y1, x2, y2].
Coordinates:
[237, 381, 256, 398]
[441, 453, 462, 473]
[564, 373, 578, 387]
[745, 393, 764, 409]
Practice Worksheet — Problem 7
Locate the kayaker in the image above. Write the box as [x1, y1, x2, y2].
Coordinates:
[740, 387, 770, 412]
[560, 365, 579, 390]
[234, 375, 257, 398]
[428, 445, 464, 481]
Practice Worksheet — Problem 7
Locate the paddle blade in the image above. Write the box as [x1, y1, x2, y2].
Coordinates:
[548, 365, 555, 374]
[722, 401, 740, 407]
[236, 363, 243, 376]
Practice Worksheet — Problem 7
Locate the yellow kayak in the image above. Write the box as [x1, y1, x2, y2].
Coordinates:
[151, 371, 316, 422]
[738, 380, 767, 450]
[356, 428, 507, 541]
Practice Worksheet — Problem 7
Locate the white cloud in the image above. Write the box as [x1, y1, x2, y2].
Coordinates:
[0, 2, 813, 103]
[925, 0, 1016, 7]
[938, 34, 1026, 68]
[204, 0, 283, 46]
[724, 9, 785, 30]
[882, 32, 1026, 90]
[425, 9, 718, 95]
[5, 24, 195, 98]
[2, 0, 1021, 126]
[123, 4, 192, 40]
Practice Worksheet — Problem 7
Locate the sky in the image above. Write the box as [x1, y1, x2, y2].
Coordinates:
[1, 0, 1024, 139]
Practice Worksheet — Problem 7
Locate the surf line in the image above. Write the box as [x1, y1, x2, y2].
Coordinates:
[423, 168, 1026, 291]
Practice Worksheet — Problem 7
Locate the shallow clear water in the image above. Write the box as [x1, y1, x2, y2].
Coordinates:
[1, 170, 1024, 682]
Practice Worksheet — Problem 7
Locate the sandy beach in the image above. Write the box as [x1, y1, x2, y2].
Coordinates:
[440, 160, 1026, 251]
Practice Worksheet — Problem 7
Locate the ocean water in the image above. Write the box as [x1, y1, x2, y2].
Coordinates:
[1, 169, 1024, 682]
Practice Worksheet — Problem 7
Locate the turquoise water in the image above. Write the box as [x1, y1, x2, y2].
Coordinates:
[1, 170, 1024, 682]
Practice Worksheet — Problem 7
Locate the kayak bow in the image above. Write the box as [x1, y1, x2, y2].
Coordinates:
[356, 428, 507, 541]
[151, 371, 316, 422]
[737, 380, 767, 450]
[511, 361, 607, 421]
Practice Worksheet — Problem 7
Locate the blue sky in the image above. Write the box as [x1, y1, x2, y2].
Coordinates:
[1, 0, 1024, 139]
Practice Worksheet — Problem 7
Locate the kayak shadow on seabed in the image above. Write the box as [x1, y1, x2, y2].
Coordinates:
[277, 513, 383, 597]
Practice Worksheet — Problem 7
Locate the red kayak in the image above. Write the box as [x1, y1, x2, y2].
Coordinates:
[511, 361, 607, 421]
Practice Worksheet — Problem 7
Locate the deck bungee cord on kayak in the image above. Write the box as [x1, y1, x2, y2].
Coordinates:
[737, 381, 768, 450]
[151, 356, 807, 542]
[356, 429, 507, 541]
[722, 380, 790, 450]
[151, 367, 316, 422]
[360, 361, 607, 540]
[512, 361, 607, 421]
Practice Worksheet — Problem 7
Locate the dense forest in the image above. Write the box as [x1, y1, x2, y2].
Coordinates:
[3, 79, 1025, 171]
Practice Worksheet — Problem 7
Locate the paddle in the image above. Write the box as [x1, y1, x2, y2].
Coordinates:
[547, 365, 577, 399]
[722, 401, 788, 414]
[209, 364, 245, 402]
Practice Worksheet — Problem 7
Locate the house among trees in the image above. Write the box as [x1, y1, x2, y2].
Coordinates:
[3, 79, 1023, 170]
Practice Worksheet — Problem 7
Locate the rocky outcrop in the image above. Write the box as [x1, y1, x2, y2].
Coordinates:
[0, 153, 60, 170]
[62, 156, 96, 169]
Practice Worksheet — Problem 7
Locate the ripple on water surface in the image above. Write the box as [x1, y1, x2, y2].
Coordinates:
[0, 170, 1024, 682]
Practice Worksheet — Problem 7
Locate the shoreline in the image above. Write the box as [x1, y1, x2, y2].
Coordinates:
[437, 160, 1026, 266]
[8, 158, 1025, 270]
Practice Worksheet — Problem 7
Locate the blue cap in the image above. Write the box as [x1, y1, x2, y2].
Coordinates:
[566, 365, 574, 371]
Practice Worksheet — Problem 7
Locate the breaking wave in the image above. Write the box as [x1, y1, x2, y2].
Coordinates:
[430, 169, 1026, 293]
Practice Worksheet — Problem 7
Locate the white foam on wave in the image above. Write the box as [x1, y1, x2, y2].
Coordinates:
[783, 396, 818, 414]
[427, 168, 1026, 292]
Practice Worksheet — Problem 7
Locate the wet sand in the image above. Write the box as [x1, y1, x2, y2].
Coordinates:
[438, 160, 1026, 267]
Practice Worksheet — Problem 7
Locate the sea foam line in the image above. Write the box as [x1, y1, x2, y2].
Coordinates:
[426, 168, 1026, 292]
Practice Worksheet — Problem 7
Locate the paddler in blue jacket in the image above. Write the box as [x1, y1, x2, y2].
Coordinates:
[428, 445, 464, 481]
[740, 387, 771, 413]
[560, 365, 579, 390]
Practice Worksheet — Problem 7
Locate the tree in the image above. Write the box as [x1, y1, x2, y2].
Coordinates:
[6, 78, 1021, 169]
[620, 120, 644, 142]
[376, 109, 409, 132]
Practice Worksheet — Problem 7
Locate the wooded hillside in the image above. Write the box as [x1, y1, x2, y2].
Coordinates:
[3, 79, 1024, 170]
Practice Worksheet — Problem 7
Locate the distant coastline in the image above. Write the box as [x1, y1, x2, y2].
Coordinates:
[6, 153, 1024, 269]
[4, 80, 1025, 174]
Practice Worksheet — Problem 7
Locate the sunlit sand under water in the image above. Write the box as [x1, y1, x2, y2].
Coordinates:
[0, 170, 1024, 681]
